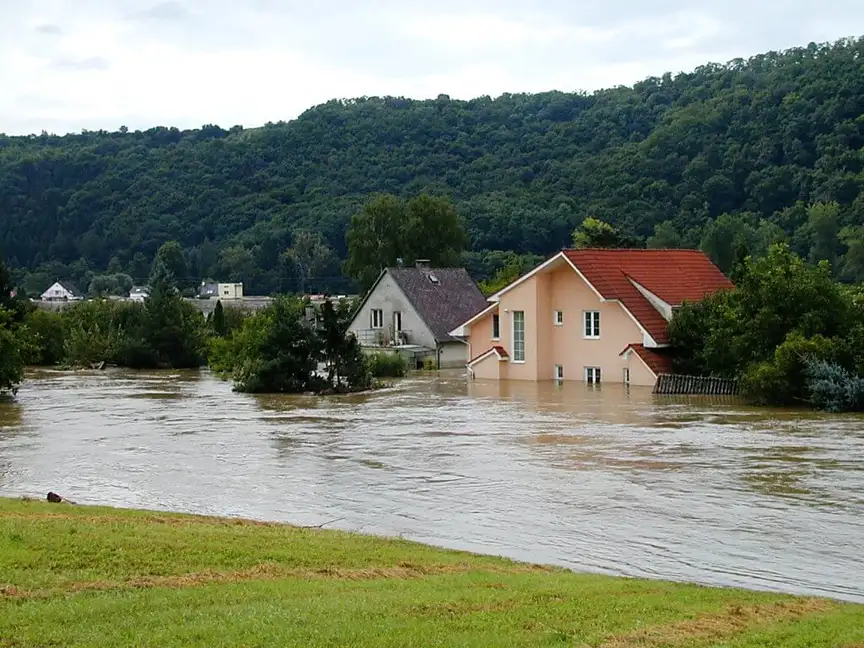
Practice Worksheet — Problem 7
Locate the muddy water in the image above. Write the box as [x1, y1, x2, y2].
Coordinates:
[1, 369, 863, 602]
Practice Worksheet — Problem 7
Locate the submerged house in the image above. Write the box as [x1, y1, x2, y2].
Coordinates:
[347, 261, 488, 368]
[450, 249, 732, 387]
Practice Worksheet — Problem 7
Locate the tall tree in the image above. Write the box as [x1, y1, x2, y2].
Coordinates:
[144, 261, 205, 367]
[646, 222, 683, 249]
[283, 229, 339, 294]
[152, 241, 188, 287]
[212, 299, 226, 337]
[344, 194, 406, 292]
[572, 217, 631, 249]
[344, 194, 467, 292]
[404, 195, 467, 267]
[805, 201, 841, 270]
[0, 307, 23, 395]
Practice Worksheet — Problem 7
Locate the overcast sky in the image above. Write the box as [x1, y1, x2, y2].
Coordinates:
[2, 1, 863, 136]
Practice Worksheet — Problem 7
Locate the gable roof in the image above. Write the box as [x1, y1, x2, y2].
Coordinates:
[621, 343, 674, 377]
[385, 267, 488, 343]
[45, 280, 83, 297]
[450, 248, 730, 345]
[468, 345, 510, 366]
[562, 249, 732, 344]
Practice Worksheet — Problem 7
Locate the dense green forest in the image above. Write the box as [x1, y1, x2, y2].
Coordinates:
[2, 37, 864, 295]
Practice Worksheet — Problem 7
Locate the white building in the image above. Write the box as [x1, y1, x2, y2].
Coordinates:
[129, 286, 150, 302]
[199, 282, 244, 300]
[346, 262, 487, 369]
[41, 281, 83, 302]
[217, 283, 244, 299]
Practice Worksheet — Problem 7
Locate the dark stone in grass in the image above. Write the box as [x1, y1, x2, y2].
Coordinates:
[47, 492, 63, 503]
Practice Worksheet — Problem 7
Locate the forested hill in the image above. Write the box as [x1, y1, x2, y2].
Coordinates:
[2, 37, 864, 295]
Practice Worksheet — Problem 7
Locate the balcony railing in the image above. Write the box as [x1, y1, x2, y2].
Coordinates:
[353, 329, 413, 347]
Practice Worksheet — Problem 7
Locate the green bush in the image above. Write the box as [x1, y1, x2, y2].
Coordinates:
[739, 333, 838, 405]
[211, 296, 374, 394]
[671, 244, 864, 407]
[366, 352, 407, 378]
[805, 359, 864, 412]
[18, 309, 65, 366]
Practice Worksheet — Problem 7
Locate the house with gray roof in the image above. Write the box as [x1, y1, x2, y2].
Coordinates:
[40, 280, 84, 302]
[347, 261, 487, 369]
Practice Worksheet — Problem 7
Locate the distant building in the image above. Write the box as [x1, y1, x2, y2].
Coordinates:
[129, 286, 150, 302]
[41, 281, 84, 302]
[347, 261, 487, 369]
[198, 282, 243, 299]
[217, 283, 243, 299]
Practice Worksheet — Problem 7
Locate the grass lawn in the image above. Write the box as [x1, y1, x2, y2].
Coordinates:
[1, 498, 862, 647]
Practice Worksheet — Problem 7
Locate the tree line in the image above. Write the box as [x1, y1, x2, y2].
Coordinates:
[0, 255, 405, 396]
[2, 38, 864, 293]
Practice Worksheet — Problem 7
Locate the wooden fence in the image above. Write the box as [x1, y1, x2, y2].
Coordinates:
[653, 373, 739, 396]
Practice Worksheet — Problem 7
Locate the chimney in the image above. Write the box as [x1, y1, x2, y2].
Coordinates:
[415, 259, 430, 269]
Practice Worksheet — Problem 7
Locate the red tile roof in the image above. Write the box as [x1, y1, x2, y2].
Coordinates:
[620, 343, 675, 377]
[563, 249, 732, 344]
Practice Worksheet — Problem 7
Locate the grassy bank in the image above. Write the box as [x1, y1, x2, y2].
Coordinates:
[1, 499, 862, 647]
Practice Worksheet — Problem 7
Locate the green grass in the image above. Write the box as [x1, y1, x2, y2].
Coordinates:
[1, 498, 862, 647]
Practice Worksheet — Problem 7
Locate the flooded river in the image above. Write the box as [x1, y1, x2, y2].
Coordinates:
[1, 369, 863, 602]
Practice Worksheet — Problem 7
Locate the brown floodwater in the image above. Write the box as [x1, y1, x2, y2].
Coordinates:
[1, 369, 863, 602]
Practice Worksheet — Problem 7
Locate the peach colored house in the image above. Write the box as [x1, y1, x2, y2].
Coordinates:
[450, 249, 732, 387]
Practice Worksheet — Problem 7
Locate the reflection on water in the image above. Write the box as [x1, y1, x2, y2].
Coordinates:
[2, 369, 864, 602]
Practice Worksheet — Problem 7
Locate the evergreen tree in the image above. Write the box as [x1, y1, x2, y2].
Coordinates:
[212, 300, 226, 337]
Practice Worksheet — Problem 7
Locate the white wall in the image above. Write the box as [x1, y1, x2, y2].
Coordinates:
[439, 341, 468, 368]
[348, 272, 436, 349]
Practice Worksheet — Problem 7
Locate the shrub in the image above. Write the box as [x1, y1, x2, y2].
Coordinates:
[805, 359, 864, 412]
[367, 352, 407, 378]
[740, 332, 837, 405]
[19, 309, 65, 366]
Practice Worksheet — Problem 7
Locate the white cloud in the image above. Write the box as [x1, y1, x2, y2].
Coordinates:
[1, 1, 863, 135]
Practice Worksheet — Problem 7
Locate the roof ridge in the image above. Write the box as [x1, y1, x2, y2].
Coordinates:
[564, 247, 703, 253]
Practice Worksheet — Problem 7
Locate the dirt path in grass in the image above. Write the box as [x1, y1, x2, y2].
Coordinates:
[597, 598, 836, 647]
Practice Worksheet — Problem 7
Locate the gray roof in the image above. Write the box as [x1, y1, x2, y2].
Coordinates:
[57, 281, 84, 297]
[387, 267, 487, 343]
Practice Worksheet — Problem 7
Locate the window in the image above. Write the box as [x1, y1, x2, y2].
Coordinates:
[583, 311, 600, 338]
[371, 309, 383, 329]
[223, 290, 230, 296]
[492, 314, 500, 340]
[623, 368, 630, 385]
[393, 311, 402, 332]
[554, 310, 564, 326]
[555, 364, 564, 381]
[585, 367, 601, 384]
[512, 311, 525, 362]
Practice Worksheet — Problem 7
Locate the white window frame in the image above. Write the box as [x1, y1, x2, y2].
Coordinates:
[554, 310, 564, 326]
[583, 311, 600, 339]
[491, 313, 500, 340]
[371, 309, 384, 329]
[512, 311, 525, 363]
[555, 364, 564, 381]
[393, 311, 402, 332]
[585, 367, 601, 384]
